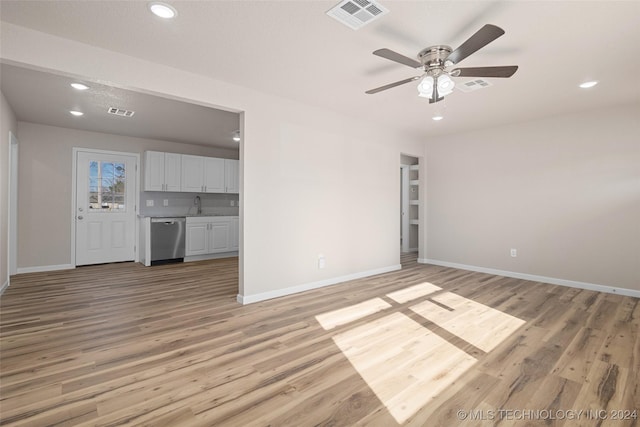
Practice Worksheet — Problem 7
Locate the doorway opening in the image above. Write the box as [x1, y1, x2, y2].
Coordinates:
[2, 63, 243, 299]
[400, 154, 420, 261]
[8, 132, 19, 279]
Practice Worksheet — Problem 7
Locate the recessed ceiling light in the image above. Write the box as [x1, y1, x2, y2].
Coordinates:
[579, 81, 598, 89]
[432, 115, 444, 121]
[149, 2, 177, 19]
[69, 110, 84, 116]
[70, 83, 89, 91]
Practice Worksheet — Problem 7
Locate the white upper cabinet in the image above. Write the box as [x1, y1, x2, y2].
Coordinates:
[181, 155, 205, 192]
[182, 155, 237, 194]
[144, 151, 181, 192]
[182, 155, 226, 193]
[164, 153, 182, 191]
[204, 157, 225, 193]
[225, 159, 239, 194]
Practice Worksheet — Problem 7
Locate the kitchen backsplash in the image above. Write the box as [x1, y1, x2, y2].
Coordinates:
[140, 192, 239, 217]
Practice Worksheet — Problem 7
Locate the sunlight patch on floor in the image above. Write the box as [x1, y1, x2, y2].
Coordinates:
[315, 283, 525, 423]
[332, 312, 476, 423]
[409, 291, 525, 352]
[386, 282, 442, 304]
[315, 298, 392, 330]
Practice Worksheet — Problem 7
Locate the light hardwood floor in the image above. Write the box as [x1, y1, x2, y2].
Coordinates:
[1, 255, 638, 426]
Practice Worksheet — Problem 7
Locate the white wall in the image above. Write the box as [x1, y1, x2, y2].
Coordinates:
[16, 122, 238, 270]
[0, 91, 18, 292]
[424, 103, 640, 292]
[1, 23, 425, 300]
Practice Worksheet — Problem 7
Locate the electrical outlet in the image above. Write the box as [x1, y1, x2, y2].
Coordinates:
[318, 254, 326, 269]
[230, 200, 235, 206]
[146, 199, 154, 207]
[163, 199, 169, 206]
[510, 248, 517, 257]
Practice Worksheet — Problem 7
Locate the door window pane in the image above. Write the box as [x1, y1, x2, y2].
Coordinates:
[88, 161, 126, 212]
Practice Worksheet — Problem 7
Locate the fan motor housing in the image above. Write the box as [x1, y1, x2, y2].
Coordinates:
[418, 45, 452, 68]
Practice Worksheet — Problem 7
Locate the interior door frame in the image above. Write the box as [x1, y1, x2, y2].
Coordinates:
[8, 132, 19, 278]
[71, 147, 140, 267]
[400, 165, 410, 253]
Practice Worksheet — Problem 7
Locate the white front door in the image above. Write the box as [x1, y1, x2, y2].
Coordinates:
[75, 150, 137, 266]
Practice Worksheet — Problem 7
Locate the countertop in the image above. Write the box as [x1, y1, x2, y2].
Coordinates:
[138, 213, 238, 218]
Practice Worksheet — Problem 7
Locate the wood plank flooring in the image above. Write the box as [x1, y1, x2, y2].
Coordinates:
[1, 254, 638, 426]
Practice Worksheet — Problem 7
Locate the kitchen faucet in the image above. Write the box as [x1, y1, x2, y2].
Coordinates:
[195, 195, 202, 215]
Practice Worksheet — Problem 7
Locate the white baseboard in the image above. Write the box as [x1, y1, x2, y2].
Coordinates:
[1, 279, 8, 295]
[16, 264, 75, 274]
[237, 264, 402, 305]
[418, 258, 640, 299]
[184, 252, 239, 263]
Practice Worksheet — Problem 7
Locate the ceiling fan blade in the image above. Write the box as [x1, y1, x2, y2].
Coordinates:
[366, 76, 421, 94]
[447, 24, 505, 65]
[452, 65, 518, 78]
[373, 48, 422, 69]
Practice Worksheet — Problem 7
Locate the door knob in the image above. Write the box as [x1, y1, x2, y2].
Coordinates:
[79, 207, 84, 212]
[78, 215, 84, 220]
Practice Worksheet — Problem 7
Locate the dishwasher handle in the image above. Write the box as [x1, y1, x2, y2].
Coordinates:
[151, 217, 186, 224]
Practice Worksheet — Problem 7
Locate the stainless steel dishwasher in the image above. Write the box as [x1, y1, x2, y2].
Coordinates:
[150, 217, 186, 265]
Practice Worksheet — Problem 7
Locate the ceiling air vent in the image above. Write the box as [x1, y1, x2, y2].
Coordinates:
[456, 79, 493, 93]
[107, 107, 135, 117]
[327, 0, 389, 30]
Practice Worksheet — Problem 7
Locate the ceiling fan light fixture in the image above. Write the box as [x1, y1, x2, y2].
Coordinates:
[417, 76, 434, 98]
[149, 2, 177, 19]
[437, 74, 455, 96]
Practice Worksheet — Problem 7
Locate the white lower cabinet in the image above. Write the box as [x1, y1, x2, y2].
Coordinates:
[208, 222, 230, 253]
[185, 216, 238, 257]
[229, 217, 239, 251]
[185, 221, 209, 256]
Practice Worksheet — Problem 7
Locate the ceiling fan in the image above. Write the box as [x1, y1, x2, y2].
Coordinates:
[366, 24, 518, 103]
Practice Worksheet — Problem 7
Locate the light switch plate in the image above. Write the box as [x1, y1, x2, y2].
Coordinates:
[163, 199, 169, 206]
[146, 200, 154, 207]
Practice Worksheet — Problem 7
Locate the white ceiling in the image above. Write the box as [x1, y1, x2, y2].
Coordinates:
[1, 1, 639, 140]
[0, 63, 241, 149]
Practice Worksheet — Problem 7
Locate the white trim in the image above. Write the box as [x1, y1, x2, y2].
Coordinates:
[184, 252, 238, 263]
[400, 165, 410, 253]
[1, 279, 8, 295]
[16, 264, 75, 274]
[237, 264, 402, 305]
[418, 258, 640, 298]
[71, 148, 140, 266]
[8, 131, 19, 276]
